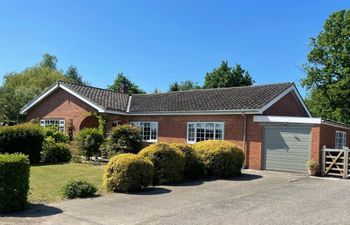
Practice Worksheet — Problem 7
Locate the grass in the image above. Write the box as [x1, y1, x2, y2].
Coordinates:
[28, 163, 104, 203]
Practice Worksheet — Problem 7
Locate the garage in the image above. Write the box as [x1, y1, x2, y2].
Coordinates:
[263, 125, 311, 173]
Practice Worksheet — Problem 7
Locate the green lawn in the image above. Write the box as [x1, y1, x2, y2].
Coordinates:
[29, 163, 104, 203]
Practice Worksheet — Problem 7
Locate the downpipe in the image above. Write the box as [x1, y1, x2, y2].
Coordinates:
[242, 113, 247, 168]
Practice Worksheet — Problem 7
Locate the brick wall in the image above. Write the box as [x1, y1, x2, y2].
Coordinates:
[26, 88, 98, 136]
[129, 114, 263, 169]
[264, 92, 308, 117]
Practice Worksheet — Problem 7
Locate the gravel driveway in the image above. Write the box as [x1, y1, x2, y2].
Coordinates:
[2, 170, 350, 225]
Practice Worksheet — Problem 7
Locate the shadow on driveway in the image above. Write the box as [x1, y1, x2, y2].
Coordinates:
[0, 203, 63, 218]
[131, 187, 172, 195]
[231, 173, 263, 181]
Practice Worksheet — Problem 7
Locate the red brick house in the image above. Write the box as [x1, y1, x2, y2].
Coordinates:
[20, 81, 350, 173]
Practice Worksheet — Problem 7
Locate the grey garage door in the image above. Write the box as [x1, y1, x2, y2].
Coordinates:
[263, 126, 311, 173]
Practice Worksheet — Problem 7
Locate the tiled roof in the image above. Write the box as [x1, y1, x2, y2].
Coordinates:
[129, 83, 294, 112]
[21, 81, 295, 115]
[60, 81, 129, 112]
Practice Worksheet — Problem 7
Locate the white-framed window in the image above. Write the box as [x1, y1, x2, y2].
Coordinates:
[130, 121, 158, 142]
[112, 121, 120, 128]
[40, 119, 65, 132]
[187, 122, 224, 144]
[335, 130, 347, 149]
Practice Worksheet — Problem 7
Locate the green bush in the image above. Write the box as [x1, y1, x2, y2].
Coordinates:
[0, 154, 30, 212]
[0, 123, 44, 163]
[103, 153, 154, 193]
[42, 137, 72, 163]
[75, 128, 103, 159]
[61, 180, 97, 199]
[138, 143, 185, 185]
[194, 140, 244, 178]
[170, 143, 205, 179]
[42, 126, 69, 143]
[101, 125, 143, 158]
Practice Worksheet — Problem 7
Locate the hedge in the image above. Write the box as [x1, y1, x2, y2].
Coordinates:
[194, 140, 244, 178]
[0, 123, 44, 163]
[138, 143, 185, 185]
[75, 128, 104, 159]
[42, 137, 72, 163]
[169, 143, 205, 179]
[103, 153, 154, 193]
[0, 154, 30, 212]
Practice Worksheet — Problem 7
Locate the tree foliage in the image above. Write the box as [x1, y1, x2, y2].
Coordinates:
[0, 53, 88, 122]
[301, 10, 350, 123]
[204, 61, 254, 88]
[169, 80, 201, 92]
[108, 73, 145, 94]
[65, 65, 88, 85]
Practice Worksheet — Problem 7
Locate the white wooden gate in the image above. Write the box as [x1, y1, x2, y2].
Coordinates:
[321, 146, 350, 179]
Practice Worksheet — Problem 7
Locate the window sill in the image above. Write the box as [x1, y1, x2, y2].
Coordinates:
[143, 140, 157, 143]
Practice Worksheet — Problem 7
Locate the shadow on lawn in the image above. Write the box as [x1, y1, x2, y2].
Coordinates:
[0, 203, 63, 218]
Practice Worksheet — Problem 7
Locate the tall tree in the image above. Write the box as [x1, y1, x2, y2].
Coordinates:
[169, 80, 201, 92]
[108, 73, 145, 94]
[65, 65, 88, 85]
[301, 10, 350, 123]
[0, 54, 88, 122]
[39, 53, 57, 69]
[203, 61, 254, 88]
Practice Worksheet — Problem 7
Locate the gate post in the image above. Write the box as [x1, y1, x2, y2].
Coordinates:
[321, 145, 326, 176]
[344, 150, 349, 179]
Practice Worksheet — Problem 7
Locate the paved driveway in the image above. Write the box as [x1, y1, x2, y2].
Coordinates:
[2, 170, 350, 225]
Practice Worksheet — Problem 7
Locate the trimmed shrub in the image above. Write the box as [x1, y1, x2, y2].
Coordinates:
[0, 123, 44, 163]
[42, 137, 72, 163]
[75, 128, 103, 159]
[0, 154, 30, 212]
[194, 140, 244, 178]
[61, 180, 97, 199]
[170, 143, 205, 179]
[103, 153, 154, 193]
[101, 125, 143, 158]
[42, 126, 69, 143]
[138, 143, 185, 185]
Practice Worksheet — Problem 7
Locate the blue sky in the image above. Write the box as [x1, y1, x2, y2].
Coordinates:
[0, 1, 349, 94]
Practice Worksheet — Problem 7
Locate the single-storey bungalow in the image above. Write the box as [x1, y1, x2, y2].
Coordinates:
[20, 81, 350, 173]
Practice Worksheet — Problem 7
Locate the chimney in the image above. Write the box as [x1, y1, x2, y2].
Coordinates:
[119, 82, 129, 94]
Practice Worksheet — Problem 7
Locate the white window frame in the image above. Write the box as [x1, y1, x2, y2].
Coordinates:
[112, 120, 120, 128]
[130, 121, 158, 142]
[40, 119, 65, 132]
[335, 130, 347, 149]
[187, 122, 225, 144]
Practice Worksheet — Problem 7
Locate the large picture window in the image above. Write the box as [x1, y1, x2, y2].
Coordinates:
[131, 121, 158, 142]
[40, 119, 65, 132]
[335, 130, 347, 149]
[187, 122, 224, 143]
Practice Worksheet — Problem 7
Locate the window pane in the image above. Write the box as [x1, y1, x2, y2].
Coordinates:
[188, 123, 195, 142]
[205, 123, 214, 140]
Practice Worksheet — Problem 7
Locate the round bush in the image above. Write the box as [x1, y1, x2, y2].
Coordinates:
[61, 180, 97, 199]
[103, 153, 154, 193]
[194, 140, 244, 178]
[75, 128, 104, 159]
[0, 153, 30, 212]
[169, 143, 205, 179]
[138, 143, 185, 185]
[42, 126, 69, 143]
[109, 124, 143, 154]
[42, 138, 72, 163]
